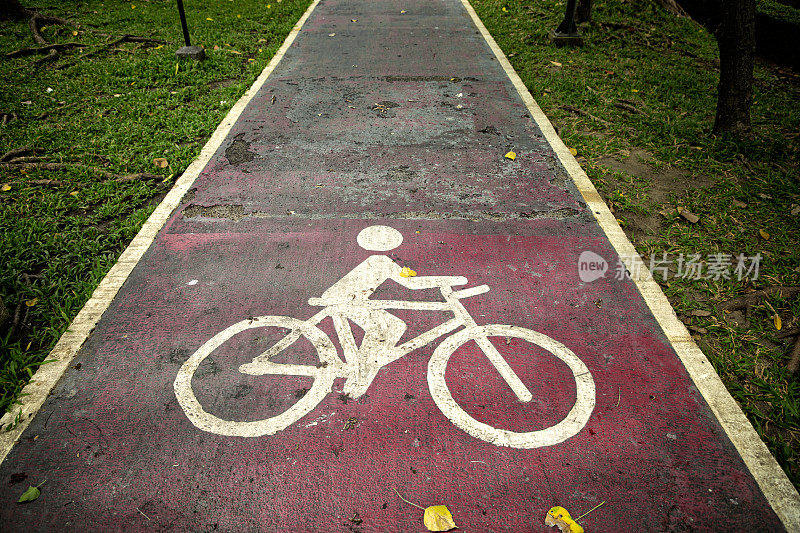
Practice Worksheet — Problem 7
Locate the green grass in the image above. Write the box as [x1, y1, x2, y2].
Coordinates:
[472, 0, 800, 487]
[0, 0, 311, 413]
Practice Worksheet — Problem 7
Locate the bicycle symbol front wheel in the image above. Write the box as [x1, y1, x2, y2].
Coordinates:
[427, 324, 595, 448]
[174, 316, 339, 437]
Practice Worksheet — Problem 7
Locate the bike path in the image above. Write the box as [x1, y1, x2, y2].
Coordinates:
[1, 0, 798, 530]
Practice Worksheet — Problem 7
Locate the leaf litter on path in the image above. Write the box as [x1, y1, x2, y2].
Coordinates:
[393, 488, 456, 532]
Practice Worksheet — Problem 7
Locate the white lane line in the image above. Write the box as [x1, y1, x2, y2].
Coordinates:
[460, 0, 800, 528]
[0, 0, 324, 466]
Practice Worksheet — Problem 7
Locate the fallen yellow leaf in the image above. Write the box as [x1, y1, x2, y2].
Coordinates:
[504, 151, 516, 161]
[550, 60, 562, 67]
[72, 30, 78, 36]
[502, 6, 507, 11]
[759, 229, 770, 240]
[399, 267, 417, 278]
[69, 191, 79, 196]
[237, 14, 241, 18]
[775, 314, 782, 330]
[423, 505, 456, 532]
[569, 147, 578, 156]
[153, 157, 169, 168]
[545, 507, 584, 533]
[25, 298, 38, 307]
[206, 17, 213, 21]
[1, 184, 10, 191]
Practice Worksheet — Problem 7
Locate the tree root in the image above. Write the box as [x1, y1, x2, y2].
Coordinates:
[21, 9, 78, 64]
[55, 34, 168, 70]
[720, 286, 800, 373]
[0, 146, 42, 162]
[6, 42, 86, 59]
[776, 327, 800, 340]
[0, 296, 8, 333]
[720, 286, 800, 313]
[559, 105, 612, 127]
[789, 337, 800, 374]
[0, 160, 164, 183]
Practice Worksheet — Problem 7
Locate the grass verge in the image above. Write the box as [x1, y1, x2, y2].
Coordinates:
[0, 0, 311, 414]
[471, 0, 800, 488]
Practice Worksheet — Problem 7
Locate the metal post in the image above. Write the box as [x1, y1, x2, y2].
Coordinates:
[550, 0, 584, 47]
[176, 0, 192, 47]
[175, 0, 205, 60]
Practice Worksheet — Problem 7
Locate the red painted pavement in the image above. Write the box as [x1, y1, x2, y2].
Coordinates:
[0, 0, 787, 530]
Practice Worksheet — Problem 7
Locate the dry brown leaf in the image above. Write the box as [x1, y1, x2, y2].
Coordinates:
[759, 229, 770, 240]
[423, 505, 456, 532]
[153, 157, 169, 169]
[691, 309, 712, 317]
[679, 208, 700, 224]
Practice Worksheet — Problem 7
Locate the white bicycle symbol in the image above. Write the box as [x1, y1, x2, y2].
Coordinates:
[174, 225, 595, 448]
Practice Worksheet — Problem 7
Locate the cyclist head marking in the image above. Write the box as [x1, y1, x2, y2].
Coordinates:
[357, 225, 403, 251]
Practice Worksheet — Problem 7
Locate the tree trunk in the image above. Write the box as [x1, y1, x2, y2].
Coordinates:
[713, 0, 756, 135]
[576, 0, 592, 23]
[0, 0, 27, 20]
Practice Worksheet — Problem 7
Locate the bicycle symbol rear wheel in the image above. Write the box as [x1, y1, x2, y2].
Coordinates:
[427, 324, 595, 448]
[174, 316, 339, 437]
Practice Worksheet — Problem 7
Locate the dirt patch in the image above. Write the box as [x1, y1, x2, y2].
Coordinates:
[224, 134, 256, 166]
[595, 148, 716, 240]
[208, 78, 237, 90]
[183, 204, 245, 222]
[386, 165, 416, 182]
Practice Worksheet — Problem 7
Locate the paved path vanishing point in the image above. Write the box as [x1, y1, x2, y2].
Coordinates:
[1, 0, 799, 530]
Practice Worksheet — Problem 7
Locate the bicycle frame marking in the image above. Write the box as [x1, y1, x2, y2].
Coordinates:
[243, 284, 532, 402]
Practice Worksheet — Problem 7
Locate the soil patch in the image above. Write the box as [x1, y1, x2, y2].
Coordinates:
[596, 148, 716, 240]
